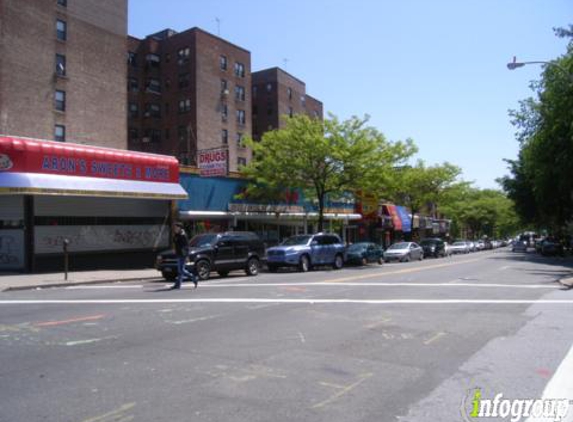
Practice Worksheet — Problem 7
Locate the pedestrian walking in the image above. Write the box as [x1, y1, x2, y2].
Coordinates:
[171, 222, 197, 290]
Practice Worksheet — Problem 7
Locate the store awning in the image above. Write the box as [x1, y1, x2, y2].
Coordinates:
[0, 136, 187, 200]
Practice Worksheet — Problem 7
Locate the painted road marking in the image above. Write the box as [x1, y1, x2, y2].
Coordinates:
[65, 285, 144, 289]
[525, 343, 573, 422]
[64, 336, 117, 347]
[2, 299, 573, 305]
[80, 402, 136, 422]
[35, 314, 106, 327]
[424, 331, 447, 345]
[313, 373, 373, 409]
[192, 282, 559, 289]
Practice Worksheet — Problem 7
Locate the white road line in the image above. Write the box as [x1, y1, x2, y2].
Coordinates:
[193, 282, 559, 289]
[526, 343, 573, 422]
[2, 299, 573, 305]
[65, 285, 144, 289]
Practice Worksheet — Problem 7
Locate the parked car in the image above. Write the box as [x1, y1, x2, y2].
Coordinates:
[541, 239, 565, 257]
[419, 238, 446, 258]
[383, 242, 424, 262]
[443, 242, 453, 256]
[155, 231, 265, 281]
[475, 240, 485, 251]
[266, 233, 346, 272]
[345, 242, 384, 266]
[466, 241, 476, 252]
[450, 241, 470, 254]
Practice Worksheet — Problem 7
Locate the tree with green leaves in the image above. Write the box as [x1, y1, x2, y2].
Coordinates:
[242, 114, 417, 231]
[499, 25, 573, 233]
[389, 160, 462, 239]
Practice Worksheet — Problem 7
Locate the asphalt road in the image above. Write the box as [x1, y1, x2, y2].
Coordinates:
[1, 249, 573, 422]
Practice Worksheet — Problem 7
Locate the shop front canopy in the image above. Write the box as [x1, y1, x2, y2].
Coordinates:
[0, 136, 187, 200]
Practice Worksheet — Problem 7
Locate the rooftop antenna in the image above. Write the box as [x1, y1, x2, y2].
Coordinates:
[215, 17, 221, 36]
[283, 58, 289, 71]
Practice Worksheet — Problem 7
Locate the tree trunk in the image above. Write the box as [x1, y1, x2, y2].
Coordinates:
[317, 191, 325, 232]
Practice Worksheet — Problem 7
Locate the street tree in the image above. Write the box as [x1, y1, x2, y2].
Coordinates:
[242, 114, 417, 231]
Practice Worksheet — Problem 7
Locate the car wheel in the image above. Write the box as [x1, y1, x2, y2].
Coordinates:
[333, 254, 344, 270]
[361, 257, 368, 266]
[195, 260, 211, 281]
[419, 253, 424, 261]
[245, 258, 260, 276]
[402, 254, 411, 263]
[377, 257, 384, 265]
[299, 255, 311, 272]
[162, 272, 176, 281]
[218, 271, 229, 277]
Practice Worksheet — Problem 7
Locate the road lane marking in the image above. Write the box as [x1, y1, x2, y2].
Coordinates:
[64, 336, 117, 346]
[193, 282, 559, 289]
[80, 402, 136, 422]
[65, 285, 144, 289]
[35, 314, 106, 327]
[3, 299, 573, 305]
[424, 331, 447, 345]
[166, 314, 222, 325]
[313, 373, 373, 409]
[525, 343, 573, 422]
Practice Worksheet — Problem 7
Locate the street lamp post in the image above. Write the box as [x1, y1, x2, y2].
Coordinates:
[507, 56, 573, 83]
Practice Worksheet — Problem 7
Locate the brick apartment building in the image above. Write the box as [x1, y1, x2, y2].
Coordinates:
[127, 28, 252, 172]
[251, 67, 323, 141]
[0, 0, 128, 148]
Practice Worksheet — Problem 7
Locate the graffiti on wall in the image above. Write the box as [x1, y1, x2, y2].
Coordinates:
[35, 225, 169, 254]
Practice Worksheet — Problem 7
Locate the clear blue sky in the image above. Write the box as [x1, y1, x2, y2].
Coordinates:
[129, 0, 571, 189]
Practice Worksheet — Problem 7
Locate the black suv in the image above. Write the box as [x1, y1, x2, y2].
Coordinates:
[156, 231, 265, 281]
[419, 238, 446, 258]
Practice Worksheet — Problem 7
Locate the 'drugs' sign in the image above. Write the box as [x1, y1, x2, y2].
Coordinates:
[198, 148, 228, 177]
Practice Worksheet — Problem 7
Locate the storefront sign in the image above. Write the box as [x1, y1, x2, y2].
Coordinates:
[198, 148, 228, 177]
[228, 203, 304, 214]
[0, 136, 179, 183]
[383, 204, 402, 231]
[396, 206, 412, 233]
[35, 225, 169, 254]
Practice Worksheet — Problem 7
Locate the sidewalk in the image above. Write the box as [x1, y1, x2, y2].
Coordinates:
[0, 268, 162, 292]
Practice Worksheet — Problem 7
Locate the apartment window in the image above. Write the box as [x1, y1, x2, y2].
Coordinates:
[220, 79, 228, 95]
[146, 78, 161, 93]
[314, 110, 320, 118]
[54, 90, 66, 111]
[221, 129, 228, 144]
[165, 128, 170, 140]
[178, 125, 188, 142]
[56, 54, 66, 76]
[252, 105, 258, 116]
[267, 105, 274, 116]
[236, 109, 246, 125]
[301, 95, 306, 107]
[221, 104, 228, 122]
[129, 103, 138, 118]
[236, 133, 244, 148]
[54, 125, 66, 142]
[252, 85, 258, 99]
[287, 87, 292, 100]
[238, 157, 247, 167]
[266, 83, 272, 93]
[127, 52, 137, 68]
[128, 128, 139, 143]
[146, 54, 160, 69]
[128, 77, 138, 92]
[234, 62, 245, 78]
[235, 85, 245, 101]
[178, 99, 191, 113]
[145, 103, 161, 118]
[177, 47, 190, 64]
[289, 106, 294, 118]
[144, 128, 161, 143]
[178, 73, 190, 89]
[165, 103, 170, 115]
[220, 55, 227, 71]
[56, 19, 67, 41]
[57, 0, 67, 6]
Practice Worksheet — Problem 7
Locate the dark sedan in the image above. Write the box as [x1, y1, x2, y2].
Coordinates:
[345, 242, 384, 266]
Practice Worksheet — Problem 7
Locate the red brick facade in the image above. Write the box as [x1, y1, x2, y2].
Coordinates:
[0, 0, 128, 149]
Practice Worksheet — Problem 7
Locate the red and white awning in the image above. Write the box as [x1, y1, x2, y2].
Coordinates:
[0, 136, 187, 200]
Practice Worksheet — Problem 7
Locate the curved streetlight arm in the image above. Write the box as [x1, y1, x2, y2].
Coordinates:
[507, 56, 573, 83]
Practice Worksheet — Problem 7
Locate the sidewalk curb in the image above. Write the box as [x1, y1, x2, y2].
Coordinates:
[2, 276, 163, 292]
[558, 277, 573, 289]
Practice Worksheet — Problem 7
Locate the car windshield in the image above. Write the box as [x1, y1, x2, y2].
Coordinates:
[188, 234, 218, 248]
[420, 240, 437, 246]
[281, 235, 312, 246]
[348, 244, 367, 252]
[389, 242, 409, 250]
[453, 242, 466, 246]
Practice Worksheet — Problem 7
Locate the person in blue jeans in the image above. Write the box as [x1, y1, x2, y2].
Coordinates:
[171, 222, 197, 290]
